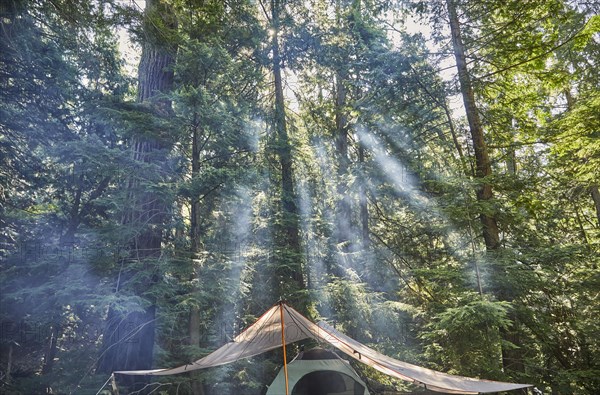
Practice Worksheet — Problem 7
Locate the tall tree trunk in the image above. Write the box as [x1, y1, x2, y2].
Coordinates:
[447, 0, 525, 379]
[334, 69, 353, 257]
[189, 116, 206, 395]
[190, 118, 203, 348]
[507, 120, 518, 176]
[271, 0, 304, 303]
[358, 142, 370, 250]
[590, 185, 600, 228]
[97, 0, 176, 379]
[447, 0, 500, 251]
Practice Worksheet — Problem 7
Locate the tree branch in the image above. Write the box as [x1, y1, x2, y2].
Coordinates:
[476, 22, 590, 81]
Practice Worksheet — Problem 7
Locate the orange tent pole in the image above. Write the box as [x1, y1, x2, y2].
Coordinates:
[279, 302, 290, 395]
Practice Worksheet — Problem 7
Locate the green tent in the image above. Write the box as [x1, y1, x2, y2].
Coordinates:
[266, 348, 370, 395]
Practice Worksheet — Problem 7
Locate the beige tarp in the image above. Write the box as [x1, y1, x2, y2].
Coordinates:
[115, 303, 532, 394]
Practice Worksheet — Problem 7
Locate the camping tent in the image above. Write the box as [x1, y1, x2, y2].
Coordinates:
[266, 348, 370, 395]
[115, 302, 532, 394]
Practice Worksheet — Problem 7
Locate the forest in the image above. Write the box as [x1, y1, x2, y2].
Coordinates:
[0, 0, 599, 394]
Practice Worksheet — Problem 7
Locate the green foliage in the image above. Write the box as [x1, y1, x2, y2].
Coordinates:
[550, 92, 600, 185]
[422, 297, 512, 378]
[2, 0, 599, 393]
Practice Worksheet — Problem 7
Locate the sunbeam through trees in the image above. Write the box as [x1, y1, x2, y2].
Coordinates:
[1, 0, 599, 394]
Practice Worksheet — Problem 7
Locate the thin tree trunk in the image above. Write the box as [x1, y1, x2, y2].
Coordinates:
[507, 120, 517, 176]
[335, 69, 353, 256]
[191, 120, 203, 256]
[590, 185, 600, 227]
[447, 0, 500, 251]
[189, 305, 204, 395]
[358, 142, 370, 250]
[189, 115, 206, 395]
[190, 118, 203, 314]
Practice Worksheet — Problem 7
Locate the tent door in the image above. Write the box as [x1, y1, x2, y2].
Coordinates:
[291, 370, 366, 395]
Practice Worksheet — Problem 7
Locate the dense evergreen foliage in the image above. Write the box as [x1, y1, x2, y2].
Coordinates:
[1, 0, 598, 394]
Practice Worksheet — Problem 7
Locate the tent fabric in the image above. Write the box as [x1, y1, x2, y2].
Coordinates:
[313, 321, 530, 395]
[115, 303, 532, 394]
[114, 303, 313, 376]
[266, 349, 370, 395]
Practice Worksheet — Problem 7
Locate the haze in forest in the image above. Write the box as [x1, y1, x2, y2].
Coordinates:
[1, 0, 599, 394]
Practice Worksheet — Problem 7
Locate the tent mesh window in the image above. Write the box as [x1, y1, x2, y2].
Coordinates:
[287, 349, 367, 395]
[291, 370, 366, 395]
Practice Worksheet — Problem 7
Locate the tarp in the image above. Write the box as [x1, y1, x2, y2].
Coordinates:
[115, 302, 532, 394]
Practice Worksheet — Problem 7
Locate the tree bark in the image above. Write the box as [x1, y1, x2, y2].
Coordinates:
[590, 185, 600, 228]
[190, 118, 203, 316]
[189, 114, 206, 395]
[334, 67, 353, 257]
[97, 0, 176, 380]
[507, 120, 517, 175]
[191, 119, 203, 257]
[358, 142, 370, 250]
[447, 0, 500, 251]
[271, 0, 304, 297]
[447, 0, 524, 378]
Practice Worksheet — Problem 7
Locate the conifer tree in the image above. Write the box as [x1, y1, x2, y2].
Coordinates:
[266, 0, 306, 307]
[97, 0, 177, 377]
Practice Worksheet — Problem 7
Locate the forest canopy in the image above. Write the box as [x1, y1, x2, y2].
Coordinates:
[0, 0, 598, 394]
